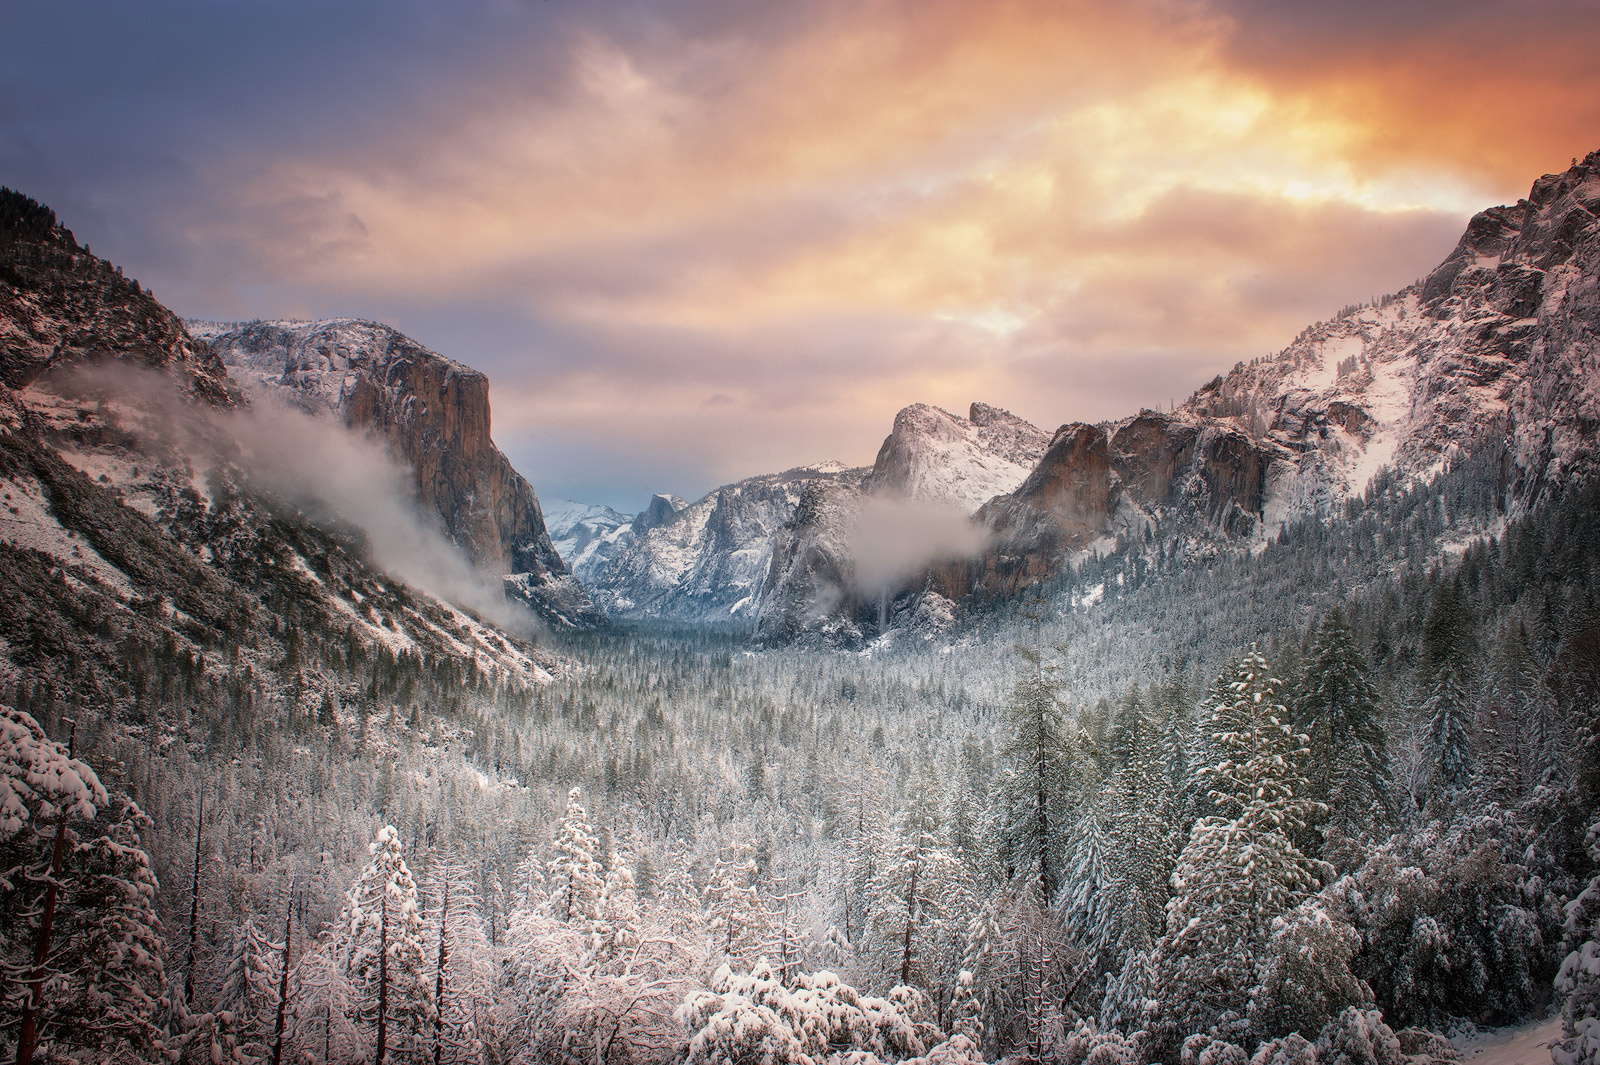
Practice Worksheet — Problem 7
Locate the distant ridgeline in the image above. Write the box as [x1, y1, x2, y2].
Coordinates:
[0, 156, 1594, 1065]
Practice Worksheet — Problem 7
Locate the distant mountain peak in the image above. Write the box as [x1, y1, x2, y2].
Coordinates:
[864, 401, 1049, 512]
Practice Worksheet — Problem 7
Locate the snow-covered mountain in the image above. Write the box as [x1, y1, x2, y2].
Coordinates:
[757, 151, 1600, 641]
[0, 190, 559, 691]
[864, 401, 1050, 510]
[754, 402, 1048, 642]
[189, 318, 602, 629]
[543, 498, 632, 572]
[964, 149, 1600, 600]
[581, 463, 864, 621]
[579, 402, 1048, 625]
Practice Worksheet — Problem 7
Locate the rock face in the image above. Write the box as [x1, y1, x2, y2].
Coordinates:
[754, 151, 1600, 639]
[0, 188, 233, 404]
[0, 190, 559, 687]
[544, 498, 634, 575]
[865, 402, 1050, 510]
[950, 151, 1600, 600]
[755, 478, 870, 642]
[582, 463, 863, 621]
[754, 402, 1048, 643]
[191, 319, 602, 629]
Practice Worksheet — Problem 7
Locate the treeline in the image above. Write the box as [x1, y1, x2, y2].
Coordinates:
[0, 444, 1595, 1062]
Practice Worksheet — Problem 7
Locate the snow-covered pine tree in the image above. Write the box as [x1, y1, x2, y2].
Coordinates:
[1425, 662, 1475, 800]
[339, 824, 434, 1063]
[215, 913, 281, 1059]
[423, 858, 497, 1065]
[1149, 647, 1329, 1050]
[703, 845, 770, 965]
[44, 797, 172, 1061]
[998, 647, 1075, 908]
[1554, 818, 1600, 1065]
[1422, 582, 1477, 802]
[546, 787, 603, 925]
[1059, 770, 1132, 988]
[1294, 608, 1392, 838]
[288, 930, 362, 1065]
[0, 705, 108, 1058]
[867, 768, 972, 994]
[950, 969, 983, 1043]
[841, 772, 885, 948]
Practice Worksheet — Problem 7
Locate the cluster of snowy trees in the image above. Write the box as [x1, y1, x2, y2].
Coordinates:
[0, 434, 1595, 1061]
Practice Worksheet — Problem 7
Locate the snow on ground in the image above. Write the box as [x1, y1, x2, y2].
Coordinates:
[286, 551, 421, 656]
[1455, 1015, 1561, 1065]
[0, 475, 135, 598]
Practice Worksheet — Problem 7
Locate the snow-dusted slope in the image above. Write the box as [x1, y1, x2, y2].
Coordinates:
[864, 402, 1049, 511]
[0, 195, 560, 686]
[947, 150, 1600, 605]
[1186, 150, 1600, 531]
[584, 463, 865, 621]
[756, 151, 1600, 640]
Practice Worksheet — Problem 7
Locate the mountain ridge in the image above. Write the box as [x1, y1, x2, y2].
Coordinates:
[756, 150, 1600, 642]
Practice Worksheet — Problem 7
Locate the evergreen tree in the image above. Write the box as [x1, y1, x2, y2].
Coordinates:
[423, 859, 496, 1065]
[1425, 662, 1475, 799]
[997, 648, 1074, 907]
[1294, 608, 1392, 837]
[1554, 820, 1600, 1065]
[1422, 582, 1477, 800]
[867, 770, 971, 993]
[339, 825, 433, 1063]
[289, 931, 362, 1065]
[1149, 648, 1329, 1049]
[546, 787, 603, 925]
[216, 914, 280, 1059]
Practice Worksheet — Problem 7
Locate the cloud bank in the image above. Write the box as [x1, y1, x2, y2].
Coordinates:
[6, 0, 1597, 507]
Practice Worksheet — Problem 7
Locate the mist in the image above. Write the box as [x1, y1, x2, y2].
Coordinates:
[846, 493, 989, 600]
[58, 364, 536, 633]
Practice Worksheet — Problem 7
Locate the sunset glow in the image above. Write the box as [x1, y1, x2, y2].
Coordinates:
[5, 0, 1597, 506]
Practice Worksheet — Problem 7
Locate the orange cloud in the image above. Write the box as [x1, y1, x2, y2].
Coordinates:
[168, 0, 1598, 498]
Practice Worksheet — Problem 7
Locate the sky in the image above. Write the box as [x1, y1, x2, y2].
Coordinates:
[3, 0, 1598, 512]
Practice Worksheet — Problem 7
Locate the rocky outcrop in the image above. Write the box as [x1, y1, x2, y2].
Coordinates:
[754, 478, 873, 643]
[951, 414, 1279, 598]
[753, 401, 1048, 642]
[0, 188, 233, 404]
[865, 402, 1049, 510]
[0, 191, 560, 685]
[191, 319, 603, 629]
[632, 493, 686, 536]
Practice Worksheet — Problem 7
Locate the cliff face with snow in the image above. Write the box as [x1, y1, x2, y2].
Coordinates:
[753, 152, 1600, 641]
[864, 402, 1050, 510]
[190, 319, 602, 629]
[755, 402, 1048, 643]
[0, 190, 233, 405]
[0, 191, 559, 683]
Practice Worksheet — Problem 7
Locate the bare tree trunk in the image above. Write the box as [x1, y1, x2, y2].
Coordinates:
[376, 890, 389, 1065]
[270, 897, 293, 1065]
[433, 874, 449, 1065]
[15, 721, 76, 1065]
[899, 862, 919, 986]
[185, 789, 204, 1008]
[14, 791, 71, 1065]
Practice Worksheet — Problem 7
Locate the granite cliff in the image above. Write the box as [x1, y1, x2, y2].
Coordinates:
[190, 319, 602, 629]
